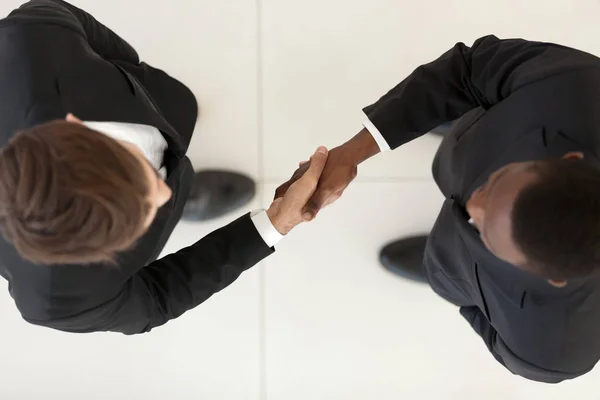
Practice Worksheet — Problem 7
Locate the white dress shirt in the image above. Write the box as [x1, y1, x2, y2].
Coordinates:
[362, 117, 391, 152]
[84, 121, 168, 178]
[83, 121, 283, 248]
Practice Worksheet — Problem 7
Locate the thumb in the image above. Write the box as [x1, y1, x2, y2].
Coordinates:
[302, 146, 328, 181]
[302, 190, 329, 221]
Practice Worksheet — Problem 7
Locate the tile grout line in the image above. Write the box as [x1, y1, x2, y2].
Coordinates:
[255, 0, 267, 399]
[256, 3, 265, 182]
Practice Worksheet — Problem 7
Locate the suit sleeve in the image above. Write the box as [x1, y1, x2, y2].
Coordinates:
[13, 0, 139, 63]
[459, 306, 588, 383]
[98, 214, 274, 334]
[364, 35, 600, 149]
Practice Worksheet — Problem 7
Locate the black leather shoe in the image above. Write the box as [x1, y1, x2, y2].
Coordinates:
[379, 235, 429, 283]
[181, 170, 256, 221]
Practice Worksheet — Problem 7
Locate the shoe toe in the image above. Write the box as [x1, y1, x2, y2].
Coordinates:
[379, 236, 429, 283]
[183, 170, 256, 221]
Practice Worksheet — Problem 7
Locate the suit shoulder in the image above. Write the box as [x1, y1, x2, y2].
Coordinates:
[0, 0, 84, 39]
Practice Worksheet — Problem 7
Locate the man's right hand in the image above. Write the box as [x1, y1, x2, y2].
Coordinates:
[267, 146, 329, 235]
[274, 128, 380, 221]
[298, 145, 359, 218]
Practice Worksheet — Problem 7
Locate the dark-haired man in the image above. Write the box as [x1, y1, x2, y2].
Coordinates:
[277, 36, 600, 383]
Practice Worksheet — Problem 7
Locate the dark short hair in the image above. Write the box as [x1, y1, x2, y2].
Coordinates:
[512, 158, 600, 280]
[0, 120, 152, 265]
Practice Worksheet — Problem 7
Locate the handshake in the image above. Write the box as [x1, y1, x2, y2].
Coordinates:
[266, 128, 379, 235]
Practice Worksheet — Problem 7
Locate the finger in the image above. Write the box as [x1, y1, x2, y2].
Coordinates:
[273, 183, 288, 200]
[302, 185, 346, 220]
[274, 162, 313, 200]
[301, 146, 328, 182]
[292, 161, 311, 180]
[303, 190, 341, 220]
[274, 178, 298, 200]
[302, 188, 332, 221]
[323, 191, 342, 207]
[299, 160, 308, 167]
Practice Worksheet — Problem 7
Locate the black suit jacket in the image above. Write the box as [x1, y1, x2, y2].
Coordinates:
[0, 0, 273, 334]
[364, 35, 600, 383]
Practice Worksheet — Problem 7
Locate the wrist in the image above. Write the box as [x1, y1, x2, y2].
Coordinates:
[341, 128, 380, 165]
[266, 205, 292, 236]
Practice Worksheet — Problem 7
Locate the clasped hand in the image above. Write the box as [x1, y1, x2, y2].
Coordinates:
[267, 144, 359, 235]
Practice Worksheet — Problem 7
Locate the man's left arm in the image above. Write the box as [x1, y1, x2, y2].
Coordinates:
[459, 306, 588, 384]
[362, 35, 600, 150]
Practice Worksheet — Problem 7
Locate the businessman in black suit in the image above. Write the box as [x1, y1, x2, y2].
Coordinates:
[278, 36, 600, 383]
[0, 0, 330, 334]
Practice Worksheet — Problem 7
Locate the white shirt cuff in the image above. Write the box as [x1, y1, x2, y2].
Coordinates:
[250, 209, 284, 248]
[362, 117, 390, 152]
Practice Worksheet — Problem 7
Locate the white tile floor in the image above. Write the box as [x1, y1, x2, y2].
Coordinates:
[1, 0, 600, 398]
